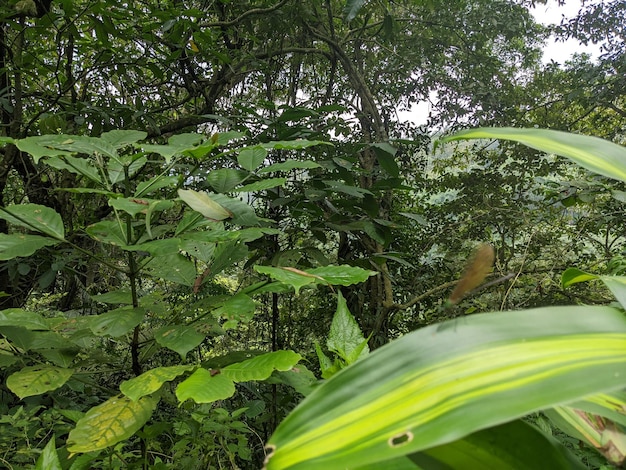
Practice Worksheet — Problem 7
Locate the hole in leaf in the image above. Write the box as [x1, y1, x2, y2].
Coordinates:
[263, 445, 276, 467]
[388, 431, 413, 447]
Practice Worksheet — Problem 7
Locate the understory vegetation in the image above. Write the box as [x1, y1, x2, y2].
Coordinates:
[0, 0, 625, 468]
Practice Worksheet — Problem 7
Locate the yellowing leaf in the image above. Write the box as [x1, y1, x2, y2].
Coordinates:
[7, 365, 73, 399]
[178, 189, 231, 221]
[67, 395, 158, 453]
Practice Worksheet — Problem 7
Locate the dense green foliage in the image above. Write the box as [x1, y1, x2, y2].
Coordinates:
[0, 0, 625, 468]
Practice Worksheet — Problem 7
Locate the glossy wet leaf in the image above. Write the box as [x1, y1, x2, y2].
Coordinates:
[7, 365, 73, 399]
[67, 395, 158, 453]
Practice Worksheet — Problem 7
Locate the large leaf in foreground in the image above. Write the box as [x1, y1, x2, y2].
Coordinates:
[353, 420, 584, 470]
[440, 127, 626, 184]
[264, 306, 626, 469]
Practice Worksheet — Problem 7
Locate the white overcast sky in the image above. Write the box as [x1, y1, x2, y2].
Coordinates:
[531, 0, 601, 63]
[399, 1, 601, 125]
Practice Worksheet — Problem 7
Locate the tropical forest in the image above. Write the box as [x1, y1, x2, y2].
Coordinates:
[0, 0, 625, 468]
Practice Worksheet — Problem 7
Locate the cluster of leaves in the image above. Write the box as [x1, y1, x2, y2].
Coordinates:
[0, 130, 380, 468]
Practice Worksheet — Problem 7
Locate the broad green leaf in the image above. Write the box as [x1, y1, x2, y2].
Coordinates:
[178, 189, 231, 221]
[344, 0, 367, 21]
[1, 328, 69, 351]
[309, 265, 377, 286]
[7, 365, 73, 399]
[100, 130, 147, 148]
[57, 135, 119, 160]
[179, 237, 214, 262]
[141, 133, 204, 163]
[441, 127, 626, 184]
[154, 325, 205, 358]
[259, 160, 321, 174]
[16, 135, 72, 163]
[260, 140, 331, 150]
[0, 233, 60, 260]
[264, 306, 626, 470]
[562, 270, 626, 310]
[66, 395, 158, 453]
[561, 267, 598, 287]
[221, 350, 301, 382]
[109, 197, 173, 217]
[45, 155, 102, 184]
[0, 352, 18, 368]
[176, 368, 235, 404]
[144, 254, 197, 286]
[353, 420, 584, 470]
[123, 238, 181, 257]
[107, 154, 146, 185]
[254, 265, 376, 294]
[237, 227, 282, 242]
[599, 276, 626, 311]
[323, 180, 373, 198]
[91, 289, 133, 304]
[315, 341, 339, 379]
[272, 365, 319, 397]
[135, 175, 180, 197]
[208, 193, 260, 226]
[206, 168, 248, 193]
[254, 266, 322, 294]
[86, 220, 127, 246]
[327, 292, 369, 364]
[233, 178, 287, 193]
[35, 436, 62, 470]
[120, 365, 195, 401]
[238, 146, 268, 172]
[87, 307, 145, 337]
[0, 308, 49, 330]
[372, 142, 399, 177]
[211, 293, 257, 324]
[210, 240, 249, 275]
[0, 204, 65, 239]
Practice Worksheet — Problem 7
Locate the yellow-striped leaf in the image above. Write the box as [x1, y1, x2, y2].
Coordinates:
[264, 306, 626, 469]
[440, 127, 626, 184]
